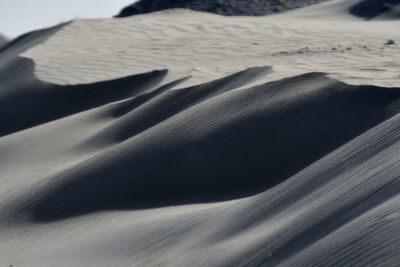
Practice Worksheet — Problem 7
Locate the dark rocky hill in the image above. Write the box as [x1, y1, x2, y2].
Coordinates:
[350, 0, 400, 19]
[116, 0, 329, 17]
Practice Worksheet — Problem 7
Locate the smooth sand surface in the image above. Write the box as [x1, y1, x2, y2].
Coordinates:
[21, 3, 400, 88]
[1, 0, 400, 266]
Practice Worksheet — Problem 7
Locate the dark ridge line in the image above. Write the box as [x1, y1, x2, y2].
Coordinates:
[0, 57, 167, 137]
[84, 66, 272, 146]
[110, 75, 193, 118]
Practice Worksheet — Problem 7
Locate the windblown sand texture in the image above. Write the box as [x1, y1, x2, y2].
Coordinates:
[1, 0, 400, 266]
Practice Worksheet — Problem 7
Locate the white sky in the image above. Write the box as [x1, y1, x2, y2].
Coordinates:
[0, 0, 137, 38]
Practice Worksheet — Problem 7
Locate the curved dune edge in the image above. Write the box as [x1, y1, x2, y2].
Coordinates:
[1, 58, 400, 265]
[20, 6, 400, 88]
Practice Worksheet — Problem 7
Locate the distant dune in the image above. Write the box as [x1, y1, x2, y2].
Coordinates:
[1, 0, 400, 266]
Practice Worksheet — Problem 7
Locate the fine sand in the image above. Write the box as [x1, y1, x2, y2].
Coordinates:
[1, 0, 400, 266]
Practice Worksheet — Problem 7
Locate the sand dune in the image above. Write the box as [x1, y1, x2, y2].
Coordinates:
[0, 57, 167, 137]
[350, 0, 400, 19]
[1, 0, 400, 266]
[20, 2, 400, 87]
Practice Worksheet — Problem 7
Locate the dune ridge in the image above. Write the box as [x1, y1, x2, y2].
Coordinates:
[2, 59, 400, 265]
[2, 65, 400, 265]
[5, 67, 400, 220]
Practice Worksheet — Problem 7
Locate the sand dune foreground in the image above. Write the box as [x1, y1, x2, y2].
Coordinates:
[1, 0, 400, 266]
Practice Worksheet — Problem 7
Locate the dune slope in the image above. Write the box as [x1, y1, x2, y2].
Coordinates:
[1, 1, 400, 266]
[4, 68, 400, 223]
